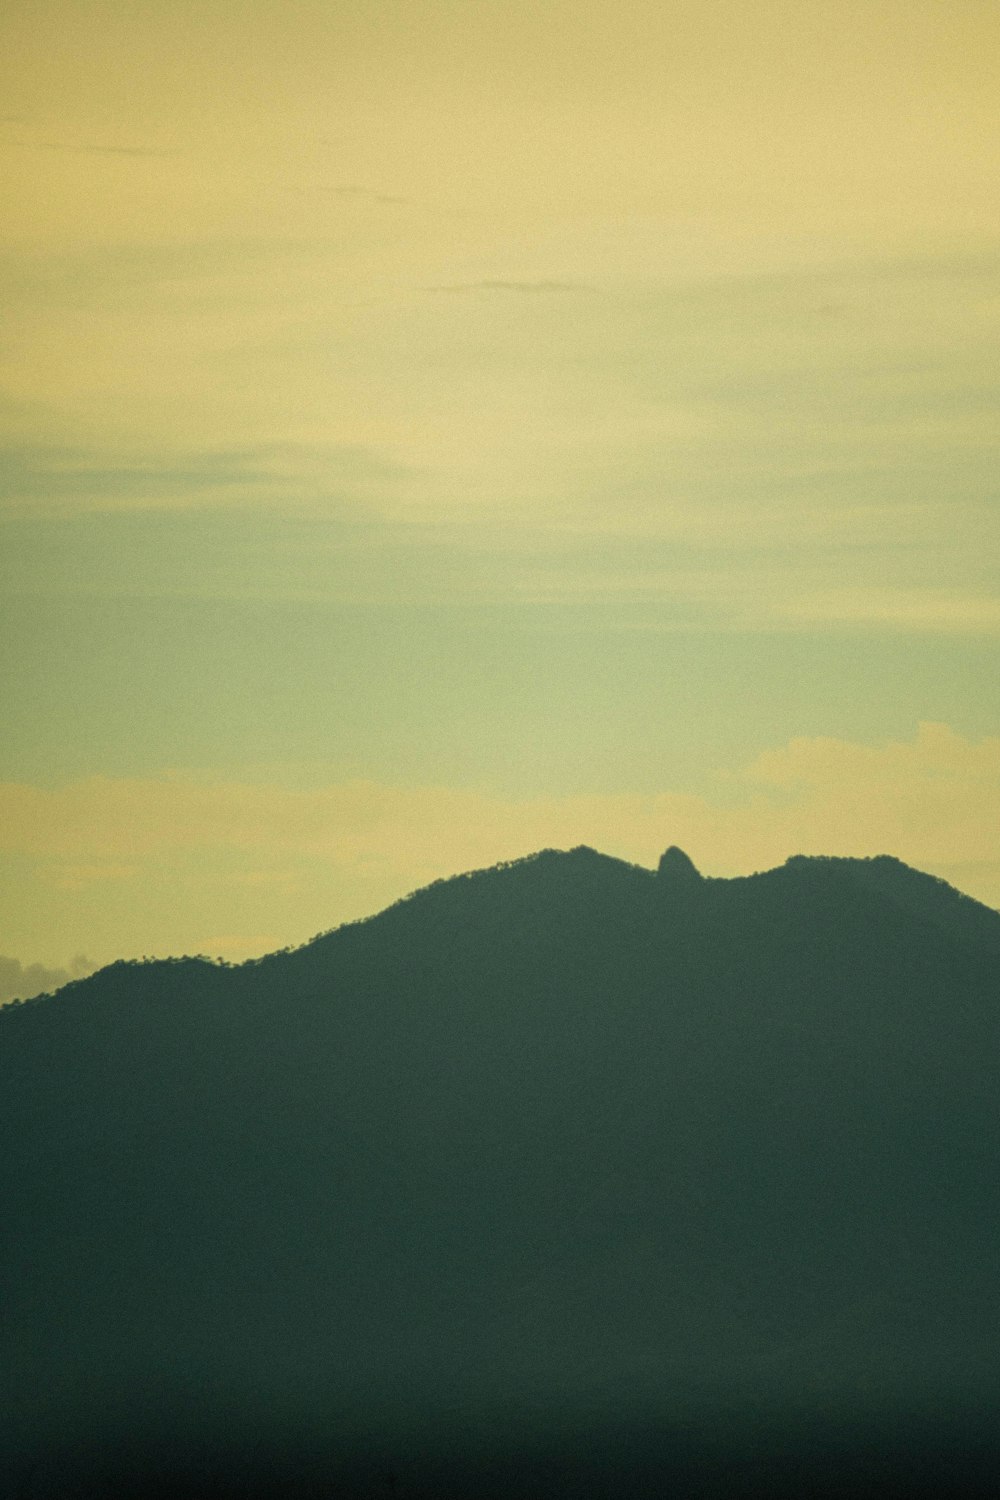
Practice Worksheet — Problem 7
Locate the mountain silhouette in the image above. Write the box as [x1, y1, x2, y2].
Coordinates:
[3, 848, 1000, 1498]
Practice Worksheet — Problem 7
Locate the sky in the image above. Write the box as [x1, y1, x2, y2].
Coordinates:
[1, 0, 999, 980]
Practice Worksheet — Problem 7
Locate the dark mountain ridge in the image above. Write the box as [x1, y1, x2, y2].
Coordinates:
[3, 848, 1000, 1497]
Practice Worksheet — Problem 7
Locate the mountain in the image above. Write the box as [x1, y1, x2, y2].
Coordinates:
[2, 848, 1000, 1498]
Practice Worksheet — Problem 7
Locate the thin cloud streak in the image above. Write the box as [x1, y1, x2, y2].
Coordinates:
[428, 279, 593, 294]
[333, 184, 409, 205]
[35, 141, 182, 157]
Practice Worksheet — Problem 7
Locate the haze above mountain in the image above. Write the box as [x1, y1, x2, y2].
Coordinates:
[3, 847, 1000, 1497]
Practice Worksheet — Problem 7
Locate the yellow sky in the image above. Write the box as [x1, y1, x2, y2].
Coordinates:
[4, 0, 999, 249]
[2, 1, 998, 975]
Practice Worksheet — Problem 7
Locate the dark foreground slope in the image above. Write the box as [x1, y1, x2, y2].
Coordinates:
[2, 849, 1000, 1497]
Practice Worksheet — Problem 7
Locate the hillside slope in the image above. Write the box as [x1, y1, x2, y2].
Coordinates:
[2, 848, 999, 1497]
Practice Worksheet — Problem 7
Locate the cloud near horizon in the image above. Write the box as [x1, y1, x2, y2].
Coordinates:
[1, 723, 997, 968]
[0, 953, 95, 1006]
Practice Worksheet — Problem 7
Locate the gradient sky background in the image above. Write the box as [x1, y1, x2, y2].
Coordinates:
[2, 0, 999, 984]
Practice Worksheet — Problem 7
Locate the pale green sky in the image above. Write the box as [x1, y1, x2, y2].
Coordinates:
[1, 0, 998, 973]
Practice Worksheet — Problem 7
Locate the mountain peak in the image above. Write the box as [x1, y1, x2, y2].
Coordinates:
[656, 845, 703, 882]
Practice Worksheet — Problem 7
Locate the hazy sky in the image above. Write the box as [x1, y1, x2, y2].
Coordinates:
[2, 0, 998, 970]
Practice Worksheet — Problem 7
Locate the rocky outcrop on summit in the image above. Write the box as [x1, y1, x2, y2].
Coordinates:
[656, 844, 704, 882]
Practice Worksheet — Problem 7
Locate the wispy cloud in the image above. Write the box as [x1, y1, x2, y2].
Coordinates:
[35, 140, 181, 157]
[428, 279, 592, 294]
[775, 589, 1000, 632]
[51, 863, 139, 891]
[0, 440, 406, 516]
[333, 184, 409, 206]
[1, 245, 997, 625]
